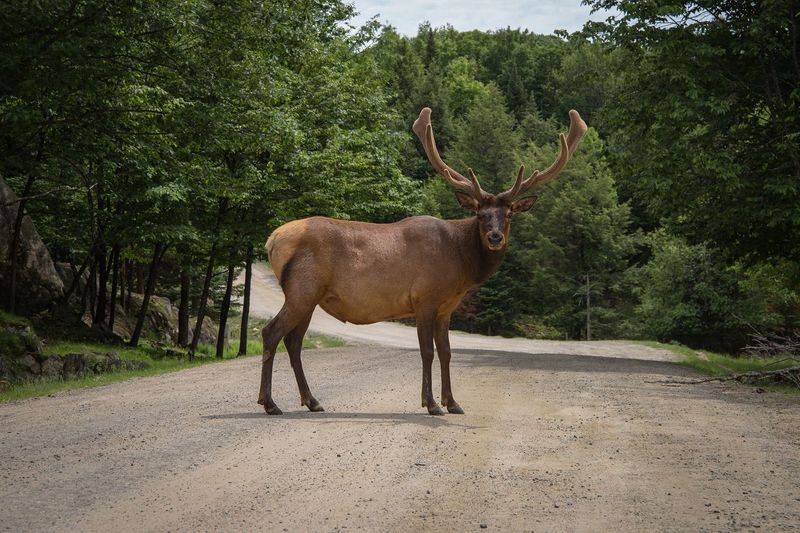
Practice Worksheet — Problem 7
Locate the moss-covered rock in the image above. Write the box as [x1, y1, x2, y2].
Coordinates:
[0, 311, 45, 381]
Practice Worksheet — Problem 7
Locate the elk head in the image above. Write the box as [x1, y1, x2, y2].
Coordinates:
[412, 107, 588, 251]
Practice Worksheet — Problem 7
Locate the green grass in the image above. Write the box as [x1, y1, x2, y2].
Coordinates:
[632, 339, 800, 392]
[0, 309, 32, 327]
[1, 331, 346, 404]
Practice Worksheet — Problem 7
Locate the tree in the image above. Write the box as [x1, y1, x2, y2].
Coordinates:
[512, 128, 634, 338]
[586, 0, 800, 262]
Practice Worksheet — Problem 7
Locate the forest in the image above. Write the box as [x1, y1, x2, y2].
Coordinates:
[1, 0, 798, 356]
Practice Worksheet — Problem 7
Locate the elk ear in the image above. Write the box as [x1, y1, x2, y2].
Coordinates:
[511, 195, 538, 213]
[454, 191, 480, 212]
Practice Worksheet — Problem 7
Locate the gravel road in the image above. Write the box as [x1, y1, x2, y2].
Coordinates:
[1, 264, 799, 531]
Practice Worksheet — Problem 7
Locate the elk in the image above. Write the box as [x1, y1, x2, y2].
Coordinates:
[259, 107, 587, 415]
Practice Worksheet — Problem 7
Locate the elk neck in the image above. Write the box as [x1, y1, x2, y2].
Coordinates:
[454, 216, 507, 286]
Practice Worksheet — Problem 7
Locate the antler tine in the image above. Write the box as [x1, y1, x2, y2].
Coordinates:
[499, 165, 526, 201]
[501, 110, 587, 200]
[467, 168, 484, 200]
[517, 133, 569, 193]
[566, 109, 588, 155]
[413, 107, 484, 200]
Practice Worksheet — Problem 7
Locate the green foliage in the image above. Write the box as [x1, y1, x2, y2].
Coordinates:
[586, 0, 800, 262]
[512, 128, 634, 338]
[446, 85, 522, 192]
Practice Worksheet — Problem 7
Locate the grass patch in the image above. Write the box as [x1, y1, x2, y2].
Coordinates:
[632, 340, 800, 392]
[1, 330, 346, 404]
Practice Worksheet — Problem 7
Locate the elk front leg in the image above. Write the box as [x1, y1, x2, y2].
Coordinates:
[434, 314, 464, 414]
[417, 314, 444, 415]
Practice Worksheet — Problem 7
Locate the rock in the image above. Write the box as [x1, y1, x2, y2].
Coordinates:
[40, 355, 64, 377]
[0, 175, 64, 314]
[127, 294, 180, 343]
[190, 315, 218, 345]
[16, 353, 40, 375]
[59, 351, 148, 376]
[122, 359, 149, 371]
[62, 353, 87, 376]
[0, 313, 45, 380]
[54, 262, 89, 303]
[111, 303, 133, 340]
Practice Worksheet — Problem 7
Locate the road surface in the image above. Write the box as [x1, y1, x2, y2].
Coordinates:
[1, 265, 799, 531]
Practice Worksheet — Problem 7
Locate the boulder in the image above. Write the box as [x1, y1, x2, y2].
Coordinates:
[57, 351, 149, 377]
[40, 355, 64, 377]
[191, 315, 218, 346]
[127, 294, 179, 343]
[0, 313, 44, 381]
[54, 262, 89, 304]
[0, 176, 64, 314]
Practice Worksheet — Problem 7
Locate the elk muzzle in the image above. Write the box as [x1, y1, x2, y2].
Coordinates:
[487, 231, 505, 250]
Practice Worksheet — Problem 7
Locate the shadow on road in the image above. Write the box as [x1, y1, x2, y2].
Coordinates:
[454, 349, 695, 377]
[202, 411, 484, 429]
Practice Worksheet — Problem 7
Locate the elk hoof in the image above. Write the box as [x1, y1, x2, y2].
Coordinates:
[447, 404, 465, 415]
[264, 402, 283, 415]
[427, 405, 445, 416]
[305, 398, 325, 412]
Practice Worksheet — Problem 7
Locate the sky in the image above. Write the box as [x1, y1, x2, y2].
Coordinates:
[347, 0, 615, 36]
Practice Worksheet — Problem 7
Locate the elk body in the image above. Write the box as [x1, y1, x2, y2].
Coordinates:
[258, 107, 587, 415]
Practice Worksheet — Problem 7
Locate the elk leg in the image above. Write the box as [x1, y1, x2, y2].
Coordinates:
[417, 313, 444, 415]
[258, 304, 314, 415]
[434, 314, 464, 414]
[284, 313, 324, 412]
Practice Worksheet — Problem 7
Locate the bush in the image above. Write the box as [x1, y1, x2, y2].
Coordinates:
[629, 233, 746, 352]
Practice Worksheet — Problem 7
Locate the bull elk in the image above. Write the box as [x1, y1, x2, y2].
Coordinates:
[259, 107, 587, 415]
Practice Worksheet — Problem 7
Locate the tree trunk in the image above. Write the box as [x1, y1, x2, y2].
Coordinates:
[585, 272, 591, 342]
[136, 262, 144, 293]
[125, 259, 134, 310]
[189, 243, 217, 359]
[88, 259, 97, 321]
[188, 198, 228, 358]
[238, 245, 253, 356]
[94, 244, 109, 325]
[216, 262, 236, 358]
[6, 174, 36, 313]
[108, 245, 120, 333]
[129, 243, 167, 347]
[117, 254, 125, 315]
[178, 268, 190, 347]
[80, 258, 97, 318]
[61, 251, 91, 303]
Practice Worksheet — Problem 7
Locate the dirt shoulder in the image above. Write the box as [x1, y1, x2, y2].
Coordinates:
[2, 345, 799, 531]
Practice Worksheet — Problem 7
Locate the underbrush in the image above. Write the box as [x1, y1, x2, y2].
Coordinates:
[635, 340, 800, 393]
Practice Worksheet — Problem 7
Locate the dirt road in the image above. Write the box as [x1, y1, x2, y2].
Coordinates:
[2, 345, 799, 531]
[2, 265, 799, 531]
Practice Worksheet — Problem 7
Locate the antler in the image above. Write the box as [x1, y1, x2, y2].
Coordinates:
[413, 107, 485, 201]
[499, 110, 588, 201]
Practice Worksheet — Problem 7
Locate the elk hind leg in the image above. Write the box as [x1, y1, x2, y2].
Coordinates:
[284, 313, 324, 412]
[259, 303, 316, 415]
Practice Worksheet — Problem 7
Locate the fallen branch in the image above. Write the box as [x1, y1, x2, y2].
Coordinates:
[744, 331, 800, 358]
[650, 365, 800, 388]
